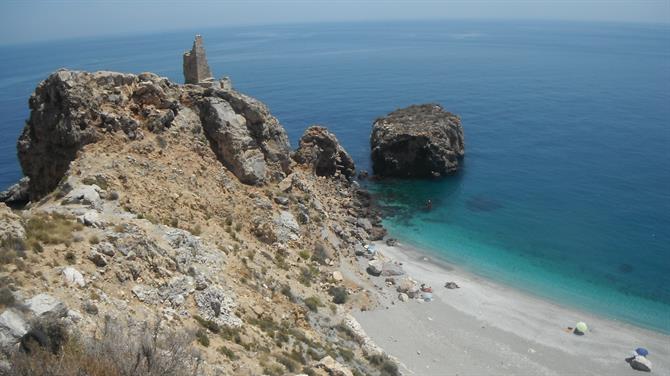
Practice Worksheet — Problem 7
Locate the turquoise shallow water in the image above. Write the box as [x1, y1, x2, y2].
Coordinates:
[0, 20, 669, 332]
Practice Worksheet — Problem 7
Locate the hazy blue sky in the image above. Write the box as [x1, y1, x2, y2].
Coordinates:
[1, 0, 669, 44]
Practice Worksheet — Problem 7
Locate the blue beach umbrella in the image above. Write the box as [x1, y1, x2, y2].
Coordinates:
[635, 348, 649, 357]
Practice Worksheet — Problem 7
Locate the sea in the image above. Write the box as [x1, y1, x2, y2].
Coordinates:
[1, 20, 668, 333]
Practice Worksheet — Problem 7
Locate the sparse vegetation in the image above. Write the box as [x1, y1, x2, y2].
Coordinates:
[298, 265, 319, 287]
[88, 235, 100, 244]
[9, 317, 201, 376]
[219, 325, 241, 343]
[366, 354, 401, 376]
[81, 176, 108, 190]
[280, 284, 295, 302]
[24, 212, 83, 247]
[217, 346, 238, 360]
[276, 354, 300, 372]
[298, 250, 310, 260]
[0, 237, 27, 269]
[329, 286, 348, 305]
[311, 242, 330, 264]
[304, 296, 323, 312]
[64, 251, 76, 264]
[193, 315, 220, 334]
[0, 286, 15, 308]
[195, 328, 210, 347]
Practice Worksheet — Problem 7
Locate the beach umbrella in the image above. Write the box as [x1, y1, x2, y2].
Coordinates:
[635, 347, 649, 357]
[575, 322, 588, 333]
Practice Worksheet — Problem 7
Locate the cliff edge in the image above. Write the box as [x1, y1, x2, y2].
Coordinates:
[1, 36, 399, 376]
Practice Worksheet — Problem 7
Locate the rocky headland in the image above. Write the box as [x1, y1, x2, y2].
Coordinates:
[0, 36, 399, 376]
[370, 104, 465, 178]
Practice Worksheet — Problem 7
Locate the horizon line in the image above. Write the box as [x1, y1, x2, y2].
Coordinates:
[1, 16, 669, 48]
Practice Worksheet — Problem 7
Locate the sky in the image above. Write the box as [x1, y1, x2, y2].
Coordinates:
[1, 0, 669, 45]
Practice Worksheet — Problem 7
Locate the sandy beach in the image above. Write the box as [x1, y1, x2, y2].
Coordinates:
[352, 241, 670, 376]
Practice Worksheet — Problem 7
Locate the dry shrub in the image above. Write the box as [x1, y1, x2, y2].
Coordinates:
[24, 212, 83, 246]
[7, 317, 202, 376]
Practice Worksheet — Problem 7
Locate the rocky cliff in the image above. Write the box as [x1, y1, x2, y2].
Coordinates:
[371, 104, 465, 178]
[0, 37, 399, 376]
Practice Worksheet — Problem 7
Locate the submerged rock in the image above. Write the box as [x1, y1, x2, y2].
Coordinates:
[370, 104, 464, 178]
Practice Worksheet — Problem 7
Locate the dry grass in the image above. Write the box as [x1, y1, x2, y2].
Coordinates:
[7, 317, 202, 376]
[24, 212, 83, 247]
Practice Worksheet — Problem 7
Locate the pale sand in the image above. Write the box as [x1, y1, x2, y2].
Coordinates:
[353, 241, 670, 376]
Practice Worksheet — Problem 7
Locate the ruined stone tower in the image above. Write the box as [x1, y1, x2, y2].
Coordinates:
[183, 35, 213, 84]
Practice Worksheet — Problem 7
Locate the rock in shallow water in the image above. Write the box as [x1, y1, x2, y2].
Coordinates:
[371, 103, 464, 178]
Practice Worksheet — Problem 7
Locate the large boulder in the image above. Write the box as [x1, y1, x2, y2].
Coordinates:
[293, 126, 355, 179]
[197, 91, 291, 185]
[194, 286, 242, 328]
[370, 104, 464, 178]
[24, 294, 68, 318]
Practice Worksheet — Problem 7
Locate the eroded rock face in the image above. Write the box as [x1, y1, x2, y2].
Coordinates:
[16, 66, 292, 199]
[197, 90, 291, 185]
[17, 69, 180, 200]
[293, 126, 355, 179]
[183, 35, 213, 85]
[370, 104, 464, 178]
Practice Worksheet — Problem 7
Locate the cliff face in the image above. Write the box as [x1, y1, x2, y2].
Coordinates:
[17, 69, 293, 199]
[371, 104, 465, 178]
[2, 62, 395, 374]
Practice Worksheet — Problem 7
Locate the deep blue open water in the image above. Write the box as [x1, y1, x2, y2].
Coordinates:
[1, 20, 668, 332]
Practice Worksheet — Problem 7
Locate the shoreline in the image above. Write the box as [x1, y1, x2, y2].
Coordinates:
[352, 240, 670, 375]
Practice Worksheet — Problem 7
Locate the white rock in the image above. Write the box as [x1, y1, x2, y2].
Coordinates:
[79, 210, 104, 228]
[62, 185, 102, 207]
[332, 271, 344, 282]
[62, 267, 86, 287]
[366, 260, 383, 276]
[25, 293, 67, 318]
[0, 309, 28, 347]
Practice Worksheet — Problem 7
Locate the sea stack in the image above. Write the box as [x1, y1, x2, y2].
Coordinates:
[183, 35, 214, 84]
[370, 104, 464, 178]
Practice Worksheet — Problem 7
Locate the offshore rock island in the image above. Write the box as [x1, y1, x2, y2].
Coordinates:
[371, 104, 465, 178]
